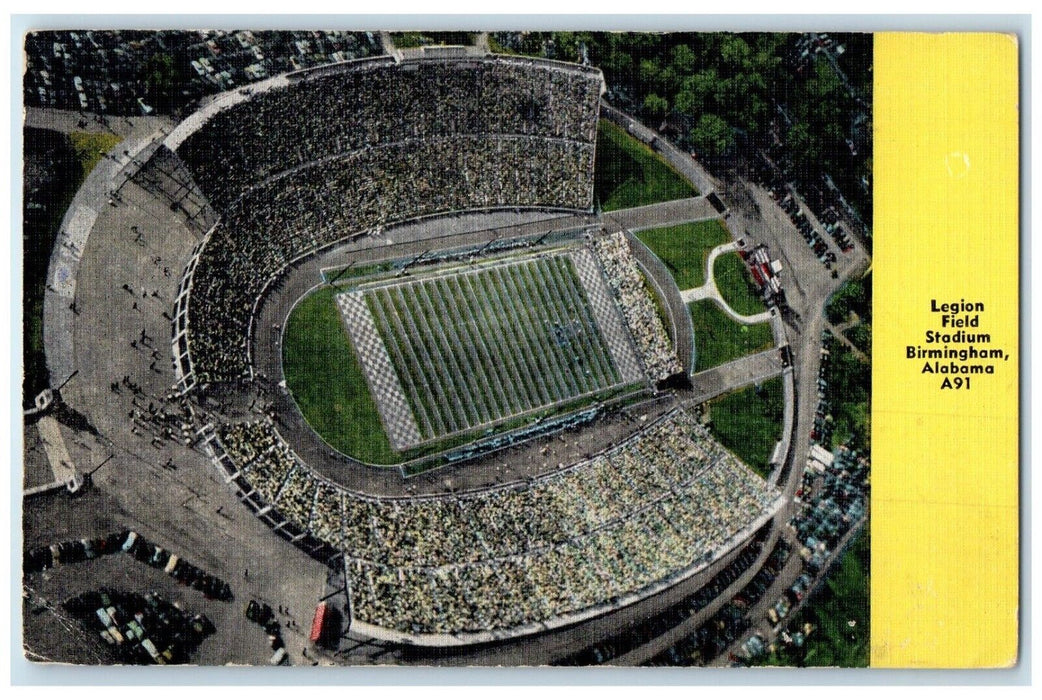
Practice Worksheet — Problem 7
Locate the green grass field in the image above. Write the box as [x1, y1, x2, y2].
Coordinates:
[283, 256, 628, 466]
[68, 131, 123, 178]
[282, 286, 399, 465]
[365, 256, 620, 442]
[594, 120, 697, 211]
[688, 300, 774, 372]
[707, 376, 783, 478]
[713, 252, 768, 316]
[637, 220, 732, 290]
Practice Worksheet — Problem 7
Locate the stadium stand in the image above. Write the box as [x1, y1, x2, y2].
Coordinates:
[211, 409, 781, 638]
[167, 54, 777, 644]
[173, 57, 602, 386]
[175, 58, 602, 209]
[589, 231, 684, 382]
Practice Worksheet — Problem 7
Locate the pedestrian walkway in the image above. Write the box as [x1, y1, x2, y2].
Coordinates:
[605, 197, 717, 232]
[825, 320, 869, 363]
[24, 107, 172, 139]
[678, 242, 772, 325]
[43, 125, 170, 385]
[378, 31, 402, 61]
[27, 417, 78, 495]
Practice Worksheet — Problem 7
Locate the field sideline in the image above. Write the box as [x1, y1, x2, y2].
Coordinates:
[282, 286, 400, 464]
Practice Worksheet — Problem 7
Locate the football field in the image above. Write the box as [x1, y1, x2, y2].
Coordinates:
[338, 251, 645, 449]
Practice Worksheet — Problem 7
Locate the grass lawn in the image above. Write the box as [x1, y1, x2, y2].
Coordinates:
[637, 220, 732, 290]
[708, 376, 784, 478]
[594, 120, 697, 212]
[826, 274, 872, 325]
[68, 131, 123, 177]
[689, 300, 774, 372]
[713, 252, 768, 316]
[823, 335, 870, 453]
[282, 286, 399, 465]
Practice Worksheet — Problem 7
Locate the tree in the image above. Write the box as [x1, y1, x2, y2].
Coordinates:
[658, 65, 681, 98]
[638, 59, 661, 92]
[674, 69, 720, 116]
[550, 32, 580, 62]
[670, 43, 698, 75]
[690, 113, 734, 158]
[785, 122, 821, 178]
[643, 93, 669, 121]
[719, 34, 752, 75]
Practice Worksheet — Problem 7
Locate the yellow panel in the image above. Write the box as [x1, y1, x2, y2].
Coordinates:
[872, 32, 1019, 668]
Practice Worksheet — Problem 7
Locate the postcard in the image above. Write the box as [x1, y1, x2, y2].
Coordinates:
[19, 28, 1018, 669]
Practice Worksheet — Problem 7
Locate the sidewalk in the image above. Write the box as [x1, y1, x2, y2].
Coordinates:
[677, 242, 772, 325]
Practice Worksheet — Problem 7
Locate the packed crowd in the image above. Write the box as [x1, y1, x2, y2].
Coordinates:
[185, 135, 595, 383]
[176, 57, 602, 209]
[589, 232, 683, 381]
[556, 525, 771, 665]
[213, 409, 780, 636]
[175, 57, 600, 387]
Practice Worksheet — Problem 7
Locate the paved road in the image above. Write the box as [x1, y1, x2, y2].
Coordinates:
[377, 31, 400, 61]
[604, 197, 718, 231]
[24, 107, 174, 139]
[686, 349, 786, 403]
[42, 123, 175, 385]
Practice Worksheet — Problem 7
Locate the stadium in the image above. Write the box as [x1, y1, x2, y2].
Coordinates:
[26, 34, 885, 666]
[150, 53, 784, 645]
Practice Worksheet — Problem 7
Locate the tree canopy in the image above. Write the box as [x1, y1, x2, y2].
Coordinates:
[490, 31, 872, 224]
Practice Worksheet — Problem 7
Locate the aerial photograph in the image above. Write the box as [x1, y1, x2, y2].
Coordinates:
[21, 29, 872, 667]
